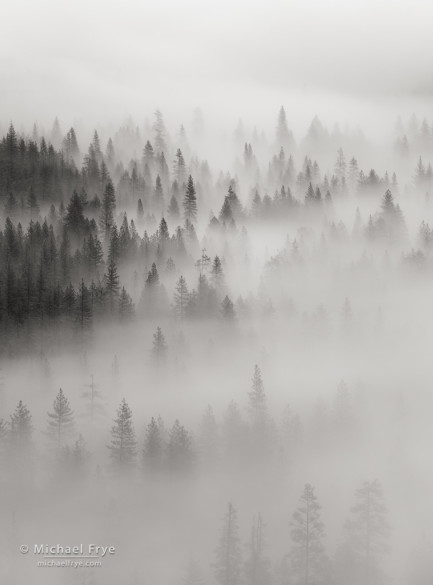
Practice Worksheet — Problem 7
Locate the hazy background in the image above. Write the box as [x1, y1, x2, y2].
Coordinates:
[2, 0, 433, 134]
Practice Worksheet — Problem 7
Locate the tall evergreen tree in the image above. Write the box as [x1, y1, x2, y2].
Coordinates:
[46, 388, 75, 447]
[184, 175, 198, 222]
[290, 484, 327, 585]
[214, 503, 243, 585]
[108, 398, 137, 471]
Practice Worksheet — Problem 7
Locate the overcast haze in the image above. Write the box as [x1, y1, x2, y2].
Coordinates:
[2, 0, 433, 130]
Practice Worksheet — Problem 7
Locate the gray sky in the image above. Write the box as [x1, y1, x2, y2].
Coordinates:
[1, 0, 433, 130]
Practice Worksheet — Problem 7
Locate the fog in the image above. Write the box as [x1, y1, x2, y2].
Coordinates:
[1, 1, 433, 584]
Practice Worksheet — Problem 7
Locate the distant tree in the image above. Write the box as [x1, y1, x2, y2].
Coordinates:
[199, 405, 219, 465]
[108, 399, 137, 471]
[151, 326, 168, 364]
[214, 503, 243, 585]
[336, 480, 390, 585]
[9, 400, 33, 456]
[173, 275, 190, 321]
[142, 416, 163, 472]
[244, 514, 272, 585]
[211, 256, 225, 292]
[182, 558, 204, 585]
[167, 419, 194, 472]
[46, 388, 75, 447]
[221, 295, 235, 321]
[248, 365, 267, 426]
[118, 287, 134, 321]
[104, 257, 120, 313]
[276, 106, 293, 150]
[99, 181, 116, 240]
[290, 483, 327, 585]
[184, 175, 198, 221]
[168, 194, 180, 221]
[153, 110, 167, 154]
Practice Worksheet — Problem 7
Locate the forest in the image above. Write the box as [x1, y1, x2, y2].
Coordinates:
[0, 107, 432, 585]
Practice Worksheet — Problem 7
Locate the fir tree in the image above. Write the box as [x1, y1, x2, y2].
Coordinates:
[290, 484, 327, 585]
[184, 175, 198, 222]
[142, 416, 163, 472]
[214, 503, 243, 585]
[151, 326, 168, 364]
[108, 398, 137, 471]
[46, 388, 75, 447]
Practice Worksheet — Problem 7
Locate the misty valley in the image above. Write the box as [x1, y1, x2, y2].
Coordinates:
[0, 108, 432, 585]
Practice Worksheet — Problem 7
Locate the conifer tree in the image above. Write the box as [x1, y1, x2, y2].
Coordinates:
[167, 419, 194, 472]
[336, 480, 390, 585]
[108, 398, 137, 471]
[118, 287, 134, 321]
[244, 515, 272, 585]
[290, 483, 327, 585]
[142, 416, 163, 472]
[46, 388, 75, 446]
[174, 275, 189, 321]
[184, 175, 198, 222]
[151, 326, 168, 364]
[104, 256, 120, 313]
[214, 503, 242, 585]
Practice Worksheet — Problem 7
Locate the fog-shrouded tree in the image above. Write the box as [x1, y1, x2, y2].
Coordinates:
[151, 326, 168, 365]
[174, 275, 190, 321]
[290, 483, 327, 585]
[167, 419, 194, 473]
[244, 514, 272, 585]
[142, 416, 163, 472]
[104, 256, 120, 313]
[335, 480, 390, 585]
[184, 175, 198, 222]
[46, 388, 75, 447]
[9, 400, 33, 454]
[108, 398, 137, 471]
[214, 503, 242, 585]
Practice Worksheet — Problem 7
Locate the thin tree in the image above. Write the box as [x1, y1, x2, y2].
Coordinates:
[108, 399, 137, 471]
[214, 503, 242, 585]
[290, 483, 327, 585]
[46, 388, 75, 447]
[151, 326, 168, 364]
[183, 175, 198, 222]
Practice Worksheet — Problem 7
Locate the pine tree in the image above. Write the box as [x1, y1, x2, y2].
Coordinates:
[151, 326, 168, 364]
[99, 181, 116, 240]
[82, 374, 105, 424]
[199, 405, 219, 465]
[167, 419, 194, 472]
[221, 295, 235, 321]
[336, 480, 390, 585]
[290, 483, 327, 585]
[118, 287, 134, 321]
[184, 175, 198, 221]
[76, 279, 92, 331]
[214, 503, 243, 585]
[9, 400, 33, 453]
[211, 256, 225, 292]
[244, 515, 272, 585]
[142, 416, 163, 472]
[248, 367, 266, 419]
[46, 388, 75, 447]
[108, 398, 137, 471]
[174, 275, 189, 321]
[104, 256, 120, 313]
